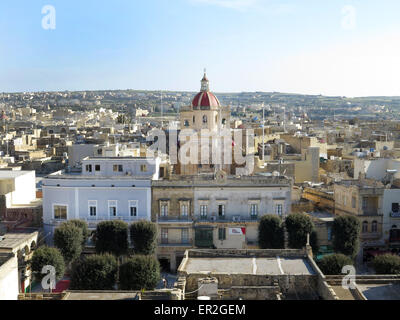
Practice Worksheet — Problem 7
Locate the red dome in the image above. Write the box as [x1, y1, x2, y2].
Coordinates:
[191, 91, 221, 109]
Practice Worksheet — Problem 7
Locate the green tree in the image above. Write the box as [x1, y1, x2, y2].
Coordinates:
[70, 254, 118, 290]
[130, 221, 158, 255]
[95, 220, 129, 256]
[54, 224, 83, 263]
[119, 255, 161, 290]
[285, 213, 318, 251]
[317, 254, 353, 275]
[31, 246, 65, 282]
[373, 254, 400, 275]
[332, 215, 360, 258]
[64, 220, 90, 246]
[258, 215, 284, 249]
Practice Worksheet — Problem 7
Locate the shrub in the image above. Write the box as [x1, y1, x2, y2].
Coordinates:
[130, 221, 158, 255]
[95, 220, 129, 256]
[317, 254, 353, 275]
[373, 254, 400, 275]
[54, 224, 83, 263]
[258, 215, 284, 249]
[31, 246, 65, 282]
[64, 220, 90, 246]
[285, 213, 317, 249]
[70, 254, 118, 290]
[332, 215, 360, 258]
[119, 255, 161, 290]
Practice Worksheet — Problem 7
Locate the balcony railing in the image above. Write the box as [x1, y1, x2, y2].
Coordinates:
[391, 212, 400, 218]
[158, 239, 193, 246]
[194, 215, 259, 222]
[157, 216, 193, 223]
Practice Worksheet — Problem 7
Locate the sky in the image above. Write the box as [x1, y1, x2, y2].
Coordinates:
[1, 0, 400, 97]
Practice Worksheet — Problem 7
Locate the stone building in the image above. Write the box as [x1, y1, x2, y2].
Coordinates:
[152, 173, 291, 271]
[334, 179, 385, 256]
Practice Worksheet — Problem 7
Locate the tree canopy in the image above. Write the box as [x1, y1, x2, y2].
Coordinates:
[54, 224, 83, 263]
[332, 215, 360, 258]
[70, 254, 118, 290]
[258, 215, 284, 249]
[317, 254, 353, 275]
[119, 255, 161, 291]
[373, 254, 400, 275]
[31, 246, 65, 282]
[95, 220, 129, 256]
[130, 221, 158, 255]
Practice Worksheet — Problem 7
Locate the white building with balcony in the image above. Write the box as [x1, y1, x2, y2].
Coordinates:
[42, 157, 161, 244]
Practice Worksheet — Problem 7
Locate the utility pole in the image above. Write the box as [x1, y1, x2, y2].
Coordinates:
[160, 90, 163, 128]
[262, 103, 265, 162]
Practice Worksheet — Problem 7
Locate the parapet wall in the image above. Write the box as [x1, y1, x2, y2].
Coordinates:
[185, 248, 307, 259]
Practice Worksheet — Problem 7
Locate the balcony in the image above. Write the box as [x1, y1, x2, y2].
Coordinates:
[194, 215, 259, 223]
[158, 239, 193, 247]
[157, 216, 193, 224]
[390, 212, 400, 218]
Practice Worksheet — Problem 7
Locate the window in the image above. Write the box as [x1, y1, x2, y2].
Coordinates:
[362, 221, 368, 233]
[222, 118, 227, 125]
[327, 227, 332, 241]
[362, 198, 368, 210]
[372, 221, 378, 233]
[203, 115, 207, 124]
[113, 164, 123, 172]
[54, 205, 67, 220]
[181, 229, 189, 244]
[161, 228, 168, 244]
[88, 200, 97, 217]
[129, 200, 138, 217]
[184, 120, 189, 127]
[200, 205, 208, 218]
[250, 204, 259, 217]
[275, 204, 283, 216]
[108, 200, 117, 217]
[343, 195, 347, 206]
[181, 204, 188, 217]
[161, 203, 168, 217]
[86, 164, 92, 173]
[95, 165, 101, 172]
[392, 203, 400, 213]
[193, 116, 195, 123]
[218, 228, 226, 241]
[140, 164, 147, 172]
[352, 197, 356, 209]
[218, 205, 225, 217]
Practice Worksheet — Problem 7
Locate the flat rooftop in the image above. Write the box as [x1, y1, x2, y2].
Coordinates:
[183, 257, 315, 275]
[0, 170, 33, 179]
[0, 231, 39, 250]
[358, 283, 400, 300]
[64, 291, 139, 300]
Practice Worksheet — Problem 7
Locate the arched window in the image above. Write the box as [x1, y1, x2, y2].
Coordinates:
[372, 221, 378, 233]
[184, 120, 189, 127]
[222, 118, 227, 125]
[362, 221, 369, 233]
[203, 115, 208, 124]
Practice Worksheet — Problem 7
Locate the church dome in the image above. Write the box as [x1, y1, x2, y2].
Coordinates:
[191, 71, 221, 109]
